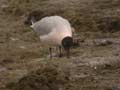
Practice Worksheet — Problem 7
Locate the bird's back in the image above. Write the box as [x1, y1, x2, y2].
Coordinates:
[31, 16, 72, 36]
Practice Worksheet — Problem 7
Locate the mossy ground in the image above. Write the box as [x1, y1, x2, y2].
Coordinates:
[0, 0, 120, 90]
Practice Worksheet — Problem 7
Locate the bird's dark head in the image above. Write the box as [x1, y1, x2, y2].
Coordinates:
[62, 36, 73, 58]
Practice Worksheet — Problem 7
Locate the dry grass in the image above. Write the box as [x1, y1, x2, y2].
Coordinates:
[2, 0, 120, 32]
[0, 0, 120, 90]
[8, 63, 70, 90]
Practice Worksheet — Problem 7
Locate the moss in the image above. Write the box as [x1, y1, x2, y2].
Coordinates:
[3, 0, 119, 33]
[9, 63, 70, 90]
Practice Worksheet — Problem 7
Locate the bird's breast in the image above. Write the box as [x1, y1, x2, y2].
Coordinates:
[40, 30, 72, 46]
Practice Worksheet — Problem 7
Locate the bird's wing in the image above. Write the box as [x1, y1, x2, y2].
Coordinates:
[31, 16, 72, 36]
[31, 20, 54, 36]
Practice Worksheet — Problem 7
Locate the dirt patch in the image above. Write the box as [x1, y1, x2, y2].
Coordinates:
[0, 0, 120, 90]
[8, 63, 70, 90]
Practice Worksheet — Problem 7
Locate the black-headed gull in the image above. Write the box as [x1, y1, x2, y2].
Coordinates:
[24, 11, 73, 58]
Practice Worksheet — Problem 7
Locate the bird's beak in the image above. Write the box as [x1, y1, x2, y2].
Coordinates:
[66, 48, 70, 58]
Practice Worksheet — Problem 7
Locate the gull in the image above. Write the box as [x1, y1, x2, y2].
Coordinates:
[24, 11, 73, 58]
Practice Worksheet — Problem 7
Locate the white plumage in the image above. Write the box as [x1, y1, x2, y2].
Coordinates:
[24, 13, 73, 58]
[30, 16, 72, 46]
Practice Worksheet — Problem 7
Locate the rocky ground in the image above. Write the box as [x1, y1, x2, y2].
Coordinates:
[0, 0, 120, 90]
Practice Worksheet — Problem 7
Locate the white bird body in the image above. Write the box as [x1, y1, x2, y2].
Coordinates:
[30, 16, 72, 46]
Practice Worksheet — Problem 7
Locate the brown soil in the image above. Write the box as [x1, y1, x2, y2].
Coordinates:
[0, 0, 120, 90]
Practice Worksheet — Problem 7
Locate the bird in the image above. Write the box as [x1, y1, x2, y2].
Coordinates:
[24, 11, 73, 58]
